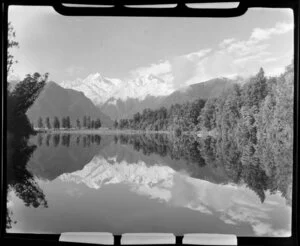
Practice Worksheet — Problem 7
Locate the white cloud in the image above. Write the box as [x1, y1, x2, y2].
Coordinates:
[138, 21, 293, 88]
[66, 65, 85, 77]
[233, 51, 270, 65]
[128, 48, 213, 90]
[250, 22, 293, 42]
[265, 66, 286, 77]
[63, 21, 293, 101]
[130, 60, 172, 79]
[186, 203, 212, 214]
[253, 223, 291, 237]
[184, 49, 212, 60]
[262, 57, 277, 63]
[219, 38, 236, 48]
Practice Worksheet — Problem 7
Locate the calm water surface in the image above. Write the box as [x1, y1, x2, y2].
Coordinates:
[6, 133, 292, 236]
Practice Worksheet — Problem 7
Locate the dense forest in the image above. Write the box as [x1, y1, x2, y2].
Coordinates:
[115, 64, 294, 204]
[116, 65, 293, 139]
[115, 98, 206, 136]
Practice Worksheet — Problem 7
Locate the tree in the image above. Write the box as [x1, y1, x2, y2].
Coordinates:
[11, 73, 48, 114]
[66, 116, 71, 129]
[189, 99, 206, 127]
[87, 116, 91, 129]
[114, 120, 118, 129]
[95, 118, 101, 129]
[61, 117, 66, 128]
[76, 119, 81, 129]
[91, 120, 95, 129]
[6, 24, 50, 229]
[198, 98, 217, 131]
[7, 22, 19, 74]
[242, 68, 267, 108]
[7, 73, 48, 136]
[37, 117, 44, 129]
[83, 116, 87, 128]
[45, 117, 51, 129]
[53, 117, 60, 129]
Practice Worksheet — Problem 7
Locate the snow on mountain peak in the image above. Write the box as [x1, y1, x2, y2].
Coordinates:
[59, 72, 174, 106]
[59, 155, 175, 202]
[57, 154, 224, 214]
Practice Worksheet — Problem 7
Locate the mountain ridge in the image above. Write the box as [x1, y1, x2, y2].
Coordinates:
[58, 72, 239, 120]
[100, 77, 235, 120]
[26, 81, 113, 127]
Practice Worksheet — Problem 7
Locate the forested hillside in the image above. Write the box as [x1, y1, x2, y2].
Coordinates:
[116, 64, 293, 142]
[115, 64, 294, 204]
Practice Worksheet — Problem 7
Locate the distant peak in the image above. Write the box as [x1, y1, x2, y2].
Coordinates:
[87, 72, 102, 81]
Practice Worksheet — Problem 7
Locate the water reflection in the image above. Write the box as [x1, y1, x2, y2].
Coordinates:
[6, 133, 48, 229]
[6, 133, 292, 236]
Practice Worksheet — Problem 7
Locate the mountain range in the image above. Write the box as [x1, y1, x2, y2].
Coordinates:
[59, 73, 236, 120]
[59, 73, 174, 106]
[24, 70, 240, 124]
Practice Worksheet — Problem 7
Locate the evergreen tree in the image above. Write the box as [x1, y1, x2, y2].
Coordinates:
[87, 116, 91, 129]
[61, 117, 66, 128]
[242, 68, 267, 108]
[76, 119, 81, 129]
[83, 116, 87, 128]
[114, 120, 118, 129]
[95, 118, 101, 129]
[53, 117, 60, 129]
[37, 117, 44, 129]
[7, 22, 19, 74]
[7, 73, 48, 136]
[66, 116, 71, 129]
[46, 117, 51, 129]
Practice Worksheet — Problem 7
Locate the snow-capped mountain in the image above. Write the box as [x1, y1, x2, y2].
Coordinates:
[60, 73, 123, 106]
[100, 77, 234, 119]
[60, 73, 236, 120]
[59, 155, 174, 190]
[59, 73, 174, 106]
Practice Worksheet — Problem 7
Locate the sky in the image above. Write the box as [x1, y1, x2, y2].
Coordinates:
[8, 6, 293, 89]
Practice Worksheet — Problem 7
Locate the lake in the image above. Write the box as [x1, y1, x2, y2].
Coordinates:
[6, 132, 292, 236]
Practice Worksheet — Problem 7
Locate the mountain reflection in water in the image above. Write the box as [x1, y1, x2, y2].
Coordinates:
[6, 133, 292, 236]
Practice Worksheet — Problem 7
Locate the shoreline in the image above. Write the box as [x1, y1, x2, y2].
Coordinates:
[35, 128, 172, 135]
[35, 128, 217, 138]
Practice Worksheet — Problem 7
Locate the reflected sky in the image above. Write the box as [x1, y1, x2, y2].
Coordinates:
[7, 134, 291, 236]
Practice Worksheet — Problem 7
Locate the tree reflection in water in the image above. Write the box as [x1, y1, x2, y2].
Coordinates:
[7, 133, 48, 229]
[6, 133, 104, 229]
[6, 131, 292, 229]
[114, 133, 292, 205]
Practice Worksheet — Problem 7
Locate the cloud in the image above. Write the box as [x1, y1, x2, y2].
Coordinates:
[126, 21, 293, 90]
[233, 51, 270, 65]
[217, 193, 292, 237]
[265, 66, 286, 77]
[184, 49, 212, 61]
[130, 60, 172, 78]
[252, 222, 291, 237]
[66, 65, 85, 77]
[250, 22, 293, 42]
[219, 38, 236, 49]
[129, 60, 174, 89]
[262, 57, 278, 63]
